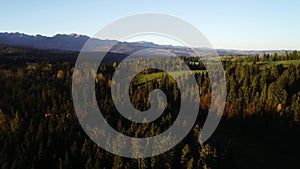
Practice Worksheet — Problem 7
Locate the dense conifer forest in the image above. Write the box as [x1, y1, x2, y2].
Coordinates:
[0, 46, 300, 168]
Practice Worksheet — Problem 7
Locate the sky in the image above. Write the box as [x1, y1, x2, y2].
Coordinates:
[0, 0, 299, 50]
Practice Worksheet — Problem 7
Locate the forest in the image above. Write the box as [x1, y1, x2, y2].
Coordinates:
[0, 46, 300, 169]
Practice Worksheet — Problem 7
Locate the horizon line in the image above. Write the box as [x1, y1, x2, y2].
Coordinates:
[1, 31, 299, 51]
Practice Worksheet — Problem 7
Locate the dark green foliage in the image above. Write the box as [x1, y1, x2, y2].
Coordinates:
[0, 50, 299, 168]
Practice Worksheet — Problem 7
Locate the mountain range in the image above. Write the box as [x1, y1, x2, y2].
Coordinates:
[0, 32, 292, 56]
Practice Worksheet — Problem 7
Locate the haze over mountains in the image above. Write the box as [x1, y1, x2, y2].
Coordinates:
[0, 32, 291, 56]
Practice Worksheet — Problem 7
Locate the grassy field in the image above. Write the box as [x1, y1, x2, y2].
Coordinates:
[134, 59, 300, 85]
[134, 70, 206, 84]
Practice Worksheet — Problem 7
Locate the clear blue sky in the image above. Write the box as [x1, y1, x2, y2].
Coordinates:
[1, 0, 299, 50]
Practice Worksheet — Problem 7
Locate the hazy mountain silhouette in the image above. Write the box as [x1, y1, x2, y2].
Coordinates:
[0, 32, 291, 56]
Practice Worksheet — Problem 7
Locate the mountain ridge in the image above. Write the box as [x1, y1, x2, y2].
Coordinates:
[0, 32, 293, 56]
